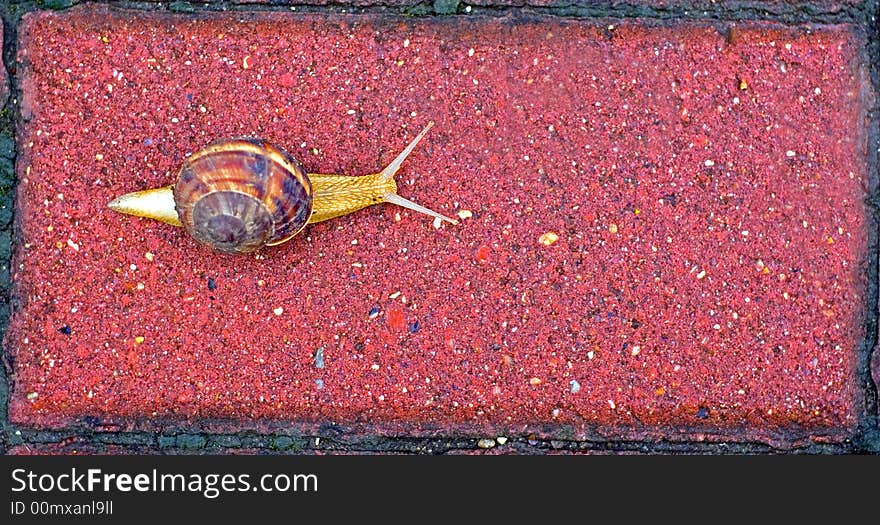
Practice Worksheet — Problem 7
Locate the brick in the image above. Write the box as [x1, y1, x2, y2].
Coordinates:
[6, 442, 143, 455]
[0, 26, 6, 110]
[457, 0, 859, 6]
[6, 6, 873, 445]
[5, 442, 267, 454]
[170, 0, 860, 7]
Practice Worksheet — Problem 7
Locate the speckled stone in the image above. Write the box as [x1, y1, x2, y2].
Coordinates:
[0, 27, 7, 110]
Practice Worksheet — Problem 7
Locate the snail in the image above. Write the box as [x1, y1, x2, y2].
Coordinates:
[107, 122, 457, 254]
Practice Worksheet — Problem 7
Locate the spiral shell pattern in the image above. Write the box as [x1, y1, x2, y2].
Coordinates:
[173, 138, 313, 254]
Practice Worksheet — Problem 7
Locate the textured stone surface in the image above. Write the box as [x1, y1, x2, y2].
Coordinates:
[180, 0, 859, 7]
[6, 6, 872, 445]
[0, 26, 7, 110]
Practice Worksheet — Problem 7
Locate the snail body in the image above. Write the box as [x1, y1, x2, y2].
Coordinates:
[108, 122, 456, 254]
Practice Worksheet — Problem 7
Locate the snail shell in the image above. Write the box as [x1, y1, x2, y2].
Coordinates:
[174, 139, 313, 254]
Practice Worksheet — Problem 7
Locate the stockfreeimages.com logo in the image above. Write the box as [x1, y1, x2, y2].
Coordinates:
[11, 468, 318, 499]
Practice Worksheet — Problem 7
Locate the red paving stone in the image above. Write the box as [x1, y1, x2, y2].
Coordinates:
[6, 442, 140, 455]
[0, 26, 6, 109]
[217, 0, 860, 6]
[6, 6, 873, 445]
[6, 443, 266, 455]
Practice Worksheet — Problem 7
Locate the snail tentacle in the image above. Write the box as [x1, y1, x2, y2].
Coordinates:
[383, 192, 457, 225]
[378, 121, 434, 183]
[375, 121, 457, 225]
